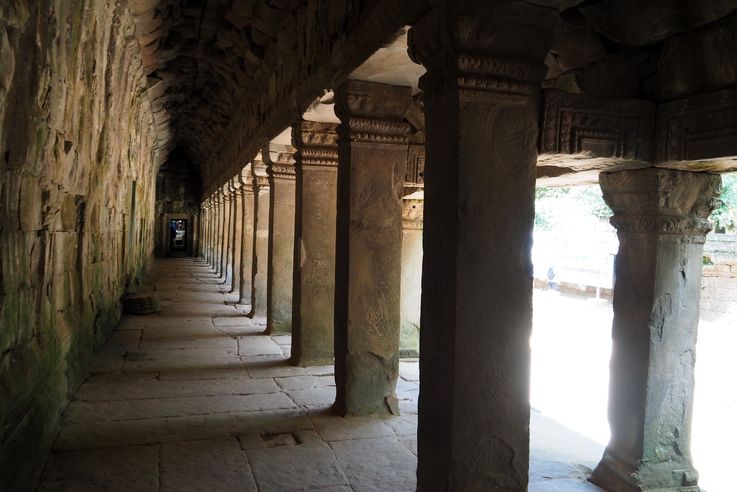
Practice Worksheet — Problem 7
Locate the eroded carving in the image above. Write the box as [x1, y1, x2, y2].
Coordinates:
[540, 90, 655, 160]
[656, 88, 737, 163]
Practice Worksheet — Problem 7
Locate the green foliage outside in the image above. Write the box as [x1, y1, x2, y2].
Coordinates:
[535, 186, 612, 231]
[536, 173, 737, 234]
[711, 174, 737, 234]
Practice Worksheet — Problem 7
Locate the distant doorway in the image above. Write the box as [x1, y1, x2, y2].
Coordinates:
[169, 219, 188, 252]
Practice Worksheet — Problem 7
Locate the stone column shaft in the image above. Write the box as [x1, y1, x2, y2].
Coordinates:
[591, 168, 720, 492]
[239, 172, 256, 306]
[230, 188, 244, 294]
[400, 198, 423, 357]
[409, 5, 557, 489]
[333, 80, 413, 416]
[266, 146, 297, 334]
[220, 189, 233, 280]
[291, 121, 339, 367]
[251, 162, 270, 319]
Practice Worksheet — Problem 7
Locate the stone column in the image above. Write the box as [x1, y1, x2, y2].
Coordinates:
[229, 180, 244, 294]
[238, 166, 256, 306]
[400, 198, 423, 357]
[333, 80, 412, 416]
[290, 121, 339, 367]
[211, 191, 222, 271]
[250, 159, 270, 320]
[221, 184, 233, 281]
[591, 168, 720, 492]
[200, 199, 209, 261]
[265, 144, 297, 334]
[409, 5, 557, 489]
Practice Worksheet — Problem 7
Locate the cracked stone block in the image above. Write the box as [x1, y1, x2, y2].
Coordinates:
[247, 439, 349, 491]
[37, 445, 160, 491]
[330, 437, 416, 491]
[160, 439, 257, 492]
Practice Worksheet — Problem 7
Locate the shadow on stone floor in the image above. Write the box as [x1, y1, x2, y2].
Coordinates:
[35, 258, 604, 491]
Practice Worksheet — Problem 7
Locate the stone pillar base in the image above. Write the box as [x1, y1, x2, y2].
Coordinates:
[591, 450, 700, 492]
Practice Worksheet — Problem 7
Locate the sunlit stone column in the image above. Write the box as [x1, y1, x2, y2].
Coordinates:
[333, 80, 412, 416]
[250, 158, 270, 320]
[229, 178, 244, 293]
[409, 4, 557, 488]
[290, 121, 339, 366]
[238, 166, 255, 306]
[400, 198, 423, 357]
[217, 188, 227, 276]
[591, 168, 720, 492]
[265, 144, 297, 334]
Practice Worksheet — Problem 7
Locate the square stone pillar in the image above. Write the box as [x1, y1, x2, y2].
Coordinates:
[265, 144, 297, 334]
[212, 191, 223, 271]
[290, 121, 339, 367]
[220, 182, 233, 284]
[201, 199, 210, 262]
[400, 198, 423, 357]
[250, 159, 270, 320]
[591, 168, 721, 492]
[409, 4, 557, 489]
[218, 188, 228, 277]
[229, 180, 244, 294]
[238, 167, 255, 306]
[333, 80, 413, 416]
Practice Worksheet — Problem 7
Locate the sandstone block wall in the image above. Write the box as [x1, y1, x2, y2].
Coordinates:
[0, 1, 159, 488]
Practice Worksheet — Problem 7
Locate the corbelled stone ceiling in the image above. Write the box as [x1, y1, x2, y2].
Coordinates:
[125, 0, 737, 190]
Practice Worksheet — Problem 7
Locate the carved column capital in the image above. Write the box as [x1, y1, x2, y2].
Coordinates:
[265, 144, 297, 180]
[334, 80, 414, 145]
[408, 6, 556, 99]
[293, 120, 339, 168]
[600, 168, 720, 237]
[402, 199, 424, 230]
[251, 159, 270, 192]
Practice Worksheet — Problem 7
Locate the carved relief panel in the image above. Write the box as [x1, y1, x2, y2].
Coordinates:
[540, 89, 656, 161]
[656, 88, 737, 163]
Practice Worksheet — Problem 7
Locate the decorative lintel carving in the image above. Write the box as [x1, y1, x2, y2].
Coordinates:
[540, 90, 656, 161]
[405, 144, 425, 187]
[656, 88, 737, 164]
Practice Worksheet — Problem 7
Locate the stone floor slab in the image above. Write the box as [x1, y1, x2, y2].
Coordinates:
[63, 392, 296, 423]
[309, 412, 394, 442]
[330, 437, 416, 492]
[247, 440, 349, 491]
[75, 377, 280, 401]
[37, 445, 159, 492]
[161, 439, 257, 492]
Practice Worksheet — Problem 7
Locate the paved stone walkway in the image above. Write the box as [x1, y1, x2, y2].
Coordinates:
[36, 258, 603, 491]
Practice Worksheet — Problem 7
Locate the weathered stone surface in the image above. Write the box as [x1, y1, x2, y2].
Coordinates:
[265, 143, 296, 334]
[655, 88, 737, 170]
[400, 199, 423, 357]
[160, 439, 257, 492]
[247, 439, 349, 491]
[290, 120, 339, 367]
[333, 80, 412, 417]
[591, 168, 721, 492]
[0, 1, 159, 486]
[250, 159, 270, 320]
[331, 437, 416, 492]
[37, 445, 160, 492]
[409, 4, 557, 489]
